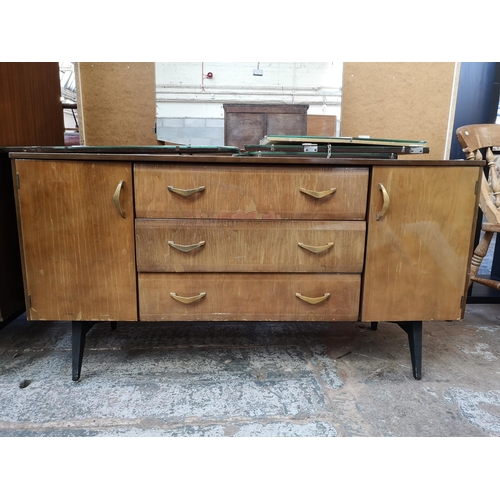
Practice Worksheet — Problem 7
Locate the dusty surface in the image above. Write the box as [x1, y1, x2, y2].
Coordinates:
[1, 304, 500, 436]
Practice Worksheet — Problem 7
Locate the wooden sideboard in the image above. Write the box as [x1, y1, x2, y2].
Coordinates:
[9, 151, 483, 380]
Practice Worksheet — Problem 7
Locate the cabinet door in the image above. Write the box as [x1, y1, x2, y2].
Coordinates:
[15, 160, 137, 321]
[361, 166, 480, 322]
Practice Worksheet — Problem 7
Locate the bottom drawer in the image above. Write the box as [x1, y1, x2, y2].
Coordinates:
[138, 273, 360, 321]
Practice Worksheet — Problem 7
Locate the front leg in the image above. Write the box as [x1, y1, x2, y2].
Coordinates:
[72, 321, 96, 381]
[469, 232, 494, 286]
[397, 321, 423, 380]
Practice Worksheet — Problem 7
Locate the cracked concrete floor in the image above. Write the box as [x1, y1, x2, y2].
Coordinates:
[1, 304, 500, 437]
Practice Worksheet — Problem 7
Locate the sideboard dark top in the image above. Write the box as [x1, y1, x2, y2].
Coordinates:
[6, 149, 484, 168]
[1, 145, 240, 155]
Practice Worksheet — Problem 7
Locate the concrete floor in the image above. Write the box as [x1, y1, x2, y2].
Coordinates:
[1, 304, 500, 437]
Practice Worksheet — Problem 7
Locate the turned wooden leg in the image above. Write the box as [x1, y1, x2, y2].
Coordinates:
[469, 231, 494, 286]
[72, 321, 95, 381]
[397, 321, 422, 380]
[370, 322, 378, 331]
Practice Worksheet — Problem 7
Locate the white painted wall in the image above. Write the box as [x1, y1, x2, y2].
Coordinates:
[155, 62, 343, 145]
[63, 108, 79, 129]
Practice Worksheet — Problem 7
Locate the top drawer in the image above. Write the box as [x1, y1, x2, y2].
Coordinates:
[134, 164, 369, 220]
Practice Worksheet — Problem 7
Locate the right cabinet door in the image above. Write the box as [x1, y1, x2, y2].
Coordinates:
[361, 166, 480, 322]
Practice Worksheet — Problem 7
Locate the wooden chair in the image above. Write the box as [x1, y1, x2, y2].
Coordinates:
[456, 123, 500, 290]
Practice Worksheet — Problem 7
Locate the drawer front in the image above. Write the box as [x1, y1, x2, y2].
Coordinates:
[136, 219, 366, 273]
[138, 273, 361, 321]
[134, 164, 368, 220]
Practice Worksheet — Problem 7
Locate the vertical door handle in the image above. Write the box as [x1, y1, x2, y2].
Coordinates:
[376, 183, 390, 220]
[113, 180, 126, 218]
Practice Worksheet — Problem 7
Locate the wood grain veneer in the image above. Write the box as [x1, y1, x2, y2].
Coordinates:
[135, 219, 365, 273]
[14, 160, 137, 321]
[138, 273, 361, 321]
[134, 164, 369, 220]
[361, 166, 481, 321]
[0, 63, 64, 147]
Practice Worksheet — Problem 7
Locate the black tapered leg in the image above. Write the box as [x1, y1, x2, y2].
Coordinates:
[371, 322, 378, 331]
[397, 321, 423, 380]
[110, 321, 117, 331]
[72, 321, 95, 381]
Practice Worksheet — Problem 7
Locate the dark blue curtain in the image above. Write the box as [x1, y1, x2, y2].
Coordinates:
[449, 62, 499, 160]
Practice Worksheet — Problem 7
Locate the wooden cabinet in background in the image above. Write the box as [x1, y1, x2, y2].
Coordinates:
[223, 104, 309, 149]
[0, 63, 65, 327]
[307, 115, 337, 137]
[0, 63, 64, 147]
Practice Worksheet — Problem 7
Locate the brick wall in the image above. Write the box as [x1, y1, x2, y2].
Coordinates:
[156, 117, 224, 146]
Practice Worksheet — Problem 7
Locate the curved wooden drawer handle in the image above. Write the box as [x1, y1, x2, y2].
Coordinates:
[168, 241, 206, 253]
[170, 292, 206, 304]
[376, 183, 390, 220]
[295, 292, 330, 304]
[168, 186, 205, 197]
[300, 187, 336, 199]
[113, 180, 126, 218]
[298, 242, 334, 254]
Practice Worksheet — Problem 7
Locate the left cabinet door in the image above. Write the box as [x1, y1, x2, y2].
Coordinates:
[15, 160, 137, 321]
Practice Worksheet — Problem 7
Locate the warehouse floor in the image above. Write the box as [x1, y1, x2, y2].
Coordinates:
[1, 304, 500, 437]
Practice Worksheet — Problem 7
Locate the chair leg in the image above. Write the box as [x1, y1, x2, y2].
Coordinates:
[471, 276, 500, 289]
[469, 231, 494, 285]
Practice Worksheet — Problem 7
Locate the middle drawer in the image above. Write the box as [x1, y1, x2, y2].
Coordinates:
[136, 219, 366, 273]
